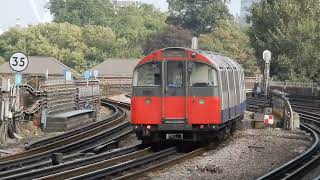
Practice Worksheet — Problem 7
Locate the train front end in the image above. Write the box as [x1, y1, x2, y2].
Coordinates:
[131, 48, 223, 143]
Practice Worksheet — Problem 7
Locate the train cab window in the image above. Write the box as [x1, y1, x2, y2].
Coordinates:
[189, 62, 218, 87]
[167, 61, 183, 88]
[133, 62, 161, 86]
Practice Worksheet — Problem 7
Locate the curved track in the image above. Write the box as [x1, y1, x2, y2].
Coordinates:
[1, 145, 146, 180]
[0, 99, 131, 171]
[115, 146, 207, 180]
[247, 97, 320, 179]
[0, 98, 210, 180]
[37, 145, 207, 180]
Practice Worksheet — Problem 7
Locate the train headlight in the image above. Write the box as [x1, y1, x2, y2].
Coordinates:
[145, 98, 151, 104]
[199, 98, 205, 105]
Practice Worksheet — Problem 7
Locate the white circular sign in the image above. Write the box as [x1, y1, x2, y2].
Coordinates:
[263, 50, 272, 63]
[9, 52, 29, 72]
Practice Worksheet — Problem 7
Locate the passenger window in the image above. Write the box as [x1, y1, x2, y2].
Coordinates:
[133, 62, 161, 86]
[189, 62, 218, 87]
[167, 61, 183, 88]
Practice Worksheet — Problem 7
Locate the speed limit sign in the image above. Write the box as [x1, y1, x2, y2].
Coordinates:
[9, 52, 29, 72]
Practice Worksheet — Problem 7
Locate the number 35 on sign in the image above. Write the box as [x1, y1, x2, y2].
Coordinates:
[9, 52, 29, 72]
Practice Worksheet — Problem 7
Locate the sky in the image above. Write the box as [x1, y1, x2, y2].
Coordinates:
[0, 0, 51, 31]
[141, 0, 241, 16]
[0, 0, 241, 33]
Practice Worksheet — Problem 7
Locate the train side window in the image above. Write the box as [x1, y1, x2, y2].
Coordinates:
[189, 62, 217, 87]
[209, 68, 218, 86]
[133, 62, 161, 86]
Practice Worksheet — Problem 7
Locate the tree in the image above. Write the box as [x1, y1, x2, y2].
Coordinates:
[111, 4, 167, 58]
[0, 23, 116, 72]
[49, 0, 115, 27]
[200, 21, 258, 76]
[49, 1, 167, 58]
[143, 26, 193, 54]
[248, 0, 320, 81]
[166, 0, 230, 35]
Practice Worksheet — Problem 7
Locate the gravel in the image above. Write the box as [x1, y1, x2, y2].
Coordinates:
[108, 94, 131, 104]
[107, 94, 139, 148]
[96, 105, 113, 121]
[142, 112, 312, 180]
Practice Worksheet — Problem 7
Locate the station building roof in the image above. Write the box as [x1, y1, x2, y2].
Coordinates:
[90, 59, 140, 77]
[0, 56, 75, 76]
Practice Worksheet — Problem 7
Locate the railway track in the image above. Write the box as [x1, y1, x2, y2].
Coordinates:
[33, 145, 206, 180]
[0, 99, 131, 171]
[0, 144, 146, 180]
[0, 97, 210, 179]
[247, 97, 320, 179]
[115, 146, 207, 180]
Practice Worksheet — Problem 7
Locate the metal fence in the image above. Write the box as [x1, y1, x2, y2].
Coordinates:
[270, 81, 319, 88]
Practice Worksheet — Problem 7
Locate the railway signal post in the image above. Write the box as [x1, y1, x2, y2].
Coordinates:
[263, 50, 272, 97]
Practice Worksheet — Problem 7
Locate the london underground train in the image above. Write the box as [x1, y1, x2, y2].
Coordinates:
[131, 47, 246, 143]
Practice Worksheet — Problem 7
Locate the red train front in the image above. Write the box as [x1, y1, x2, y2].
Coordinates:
[131, 47, 246, 143]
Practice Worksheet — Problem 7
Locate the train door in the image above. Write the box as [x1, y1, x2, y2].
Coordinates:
[163, 61, 187, 123]
[187, 61, 221, 124]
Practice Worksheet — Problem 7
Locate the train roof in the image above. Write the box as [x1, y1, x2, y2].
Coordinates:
[137, 47, 243, 71]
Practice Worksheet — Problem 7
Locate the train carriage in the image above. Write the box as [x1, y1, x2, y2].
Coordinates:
[131, 47, 246, 143]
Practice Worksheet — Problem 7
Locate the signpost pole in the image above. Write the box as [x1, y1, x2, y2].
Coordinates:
[8, 52, 29, 138]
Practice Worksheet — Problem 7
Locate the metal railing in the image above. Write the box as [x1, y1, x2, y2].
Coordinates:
[270, 81, 319, 88]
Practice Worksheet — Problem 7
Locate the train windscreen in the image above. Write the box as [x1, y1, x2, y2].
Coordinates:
[133, 62, 161, 86]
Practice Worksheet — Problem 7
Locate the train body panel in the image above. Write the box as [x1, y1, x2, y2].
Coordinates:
[163, 96, 186, 119]
[187, 96, 221, 124]
[131, 96, 162, 124]
[131, 47, 246, 142]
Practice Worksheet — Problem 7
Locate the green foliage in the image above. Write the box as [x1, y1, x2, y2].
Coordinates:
[0, 0, 258, 77]
[49, 1, 167, 59]
[166, 0, 230, 35]
[0, 56, 5, 65]
[0, 3, 168, 72]
[248, 0, 320, 81]
[50, 0, 115, 26]
[143, 26, 193, 54]
[200, 21, 258, 76]
[0, 23, 116, 72]
[111, 4, 167, 58]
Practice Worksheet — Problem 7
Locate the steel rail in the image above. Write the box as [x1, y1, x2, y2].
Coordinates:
[66, 147, 177, 180]
[291, 105, 320, 113]
[0, 153, 85, 178]
[1, 145, 144, 180]
[257, 124, 319, 180]
[282, 121, 320, 179]
[0, 116, 128, 171]
[25, 102, 118, 150]
[103, 98, 131, 110]
[0, 99, 134, 178]
[247, 97, 320, 180]
[115, 147, 207, 180]
[37, 147, 157, 180]
[0, 130, 134, 178]
[79, 127, 133, 153]
[0, 102, 128, 171]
